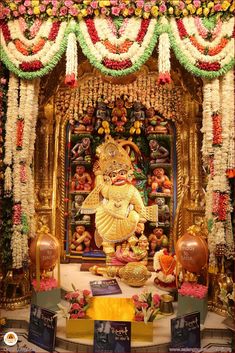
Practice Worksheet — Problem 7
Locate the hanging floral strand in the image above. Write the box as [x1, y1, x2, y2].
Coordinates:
[158, 17, 171, 85]
[65, 29, 78, 88]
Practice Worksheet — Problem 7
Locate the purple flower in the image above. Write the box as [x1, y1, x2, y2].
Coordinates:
[18, 5, 26, 14]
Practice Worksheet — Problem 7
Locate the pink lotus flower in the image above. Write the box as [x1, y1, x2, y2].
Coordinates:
[159, 3, 167, 13]
[111, 6, 121, 15]
[18, 5, 26, 14]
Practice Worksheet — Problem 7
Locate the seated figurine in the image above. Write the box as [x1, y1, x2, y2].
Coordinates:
[74, 106, 94, 133]
[71, 137, 91, 162]
[70, 225, 92, 252]
[95, 100, 110, 134]
[148, 227, 168, 256]
[149, 139, 170, 164]
[149, 167, 172, 195]
[71, 165, 92, 192]
[129, 101, 145, 135]
[145, 107, 169, 134]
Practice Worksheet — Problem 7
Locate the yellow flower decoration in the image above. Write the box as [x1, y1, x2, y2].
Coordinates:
[46, 8, 53, 16]
[187, 4, 196, 14]
[221, 1, 231, 11]
[143, 11, 150, 18]
[182, 8, 189, 16]
[135, 8, 142, 16]
[172, 0, 180, 5]
[203, 7, 210, 16]
[9, 3, 17, 10]
[207, 1, 214, 8]
[81, 8, 88, 16]
[168, 6, 174, 14]
[31, 0, 39, 7]
[94, 9, 100, 16]
[151, 6, 159, 17]
[33, 6, 40, 14]
[196, 7, 203, 15]
[122, 8, 129, 16]
[83, 0, 91, 4]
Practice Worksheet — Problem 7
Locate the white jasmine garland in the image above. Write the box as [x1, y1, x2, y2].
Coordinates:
[65, 31, 78, 80]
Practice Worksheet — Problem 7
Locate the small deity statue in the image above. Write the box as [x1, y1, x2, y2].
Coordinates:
[148, 227, 168, 256]
[149, 167, 172, 195]
[153, 248, 177, 290]
[70, 225, 92, 252]
[111, 98, 127, 133]
[74, 106, 94, 133]
[71, 165, 92, 192]
[149, 139, 170, 164]
[81, 135, 157, 263]
[95, 100, 110, 134]
[156, 197, 170, 227]
[71, 137, 91, 162]
[145, 107, 169, 134]
[129, 101, 145, 135]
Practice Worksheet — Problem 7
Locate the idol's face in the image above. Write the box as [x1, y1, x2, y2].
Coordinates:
[109, 169, 128, 186]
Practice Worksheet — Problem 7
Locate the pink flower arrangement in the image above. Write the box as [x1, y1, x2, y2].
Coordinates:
[65, 287, 92, 319]
[132, 291, 161, 322]
[178, 282, 208, 299]
[32, 277, 58, 292]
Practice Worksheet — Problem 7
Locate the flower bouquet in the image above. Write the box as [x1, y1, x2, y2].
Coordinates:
[31, 275, 61, 310]
[177, 282, 208, 323]
[132, 291, 161, 323]
[64, 286, 92, 319]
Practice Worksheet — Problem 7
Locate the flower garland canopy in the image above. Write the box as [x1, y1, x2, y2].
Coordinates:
[0, 7, 234, 79]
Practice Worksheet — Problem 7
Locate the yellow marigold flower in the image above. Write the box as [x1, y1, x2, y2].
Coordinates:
[143, 11, 150, 18]
[103, 0, 110, 5]
[31, 0, 39, 7]
[94, 9, 100, 16]
[151, 6, 159, 17]
[136, 128, 141, 135]
[221, 1, 231, 11]
[33, 6, 40, 14]
[124, 0, 130, 4]
[230, 3, 234, 12]
[185, 0, 192, 4]
[168, 6, 174, 14]
[81, 8, 88, 16]
[102, 121, 109, 128]
[174, 8, 180, 16]
[196, 7, 203, 15]
[99, 1, 106, 7]
[172, 0, 180, 5]
[187, 4, 196, 13]
[135, 8, 142, 16]
[83, 0, 91, 4]
[130, 127, 135, 135]
[46, 8, 53, 16]
[203, 7, 210, 16]
[9, 3, 17, 10]
[207, 1, 214, 8]
[182, 8, 189, 16]
[122, 8, 129, 16]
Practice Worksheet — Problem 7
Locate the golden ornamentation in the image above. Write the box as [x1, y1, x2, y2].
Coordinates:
[90, 262, 151, 287]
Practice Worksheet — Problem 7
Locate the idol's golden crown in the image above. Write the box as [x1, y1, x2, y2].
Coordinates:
[97, 135, 132, 175]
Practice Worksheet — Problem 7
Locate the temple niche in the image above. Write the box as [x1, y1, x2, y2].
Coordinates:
[34, 57, 204, 265]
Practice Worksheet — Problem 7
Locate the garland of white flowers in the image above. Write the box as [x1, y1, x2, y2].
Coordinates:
[158, 17, 171, 84]
[202, 69, 234, 272]
[153, 249, 176, 284]
[65, 31, 78, 87]
[4, 76, 40, 268]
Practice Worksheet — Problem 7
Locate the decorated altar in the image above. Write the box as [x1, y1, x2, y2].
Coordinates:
[0, 1, 234, 350]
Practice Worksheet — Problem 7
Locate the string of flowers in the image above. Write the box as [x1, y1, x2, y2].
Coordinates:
[158, 17, 171, 84]
[0, 0, 234, 22]
[132, 291, 161, 323]
[65, 28, 78, 87]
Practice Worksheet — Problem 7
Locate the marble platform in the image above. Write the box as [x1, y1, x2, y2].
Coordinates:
[1, 264, 233, 353]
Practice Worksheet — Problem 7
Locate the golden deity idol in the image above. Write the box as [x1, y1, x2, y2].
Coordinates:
[81, 136, 158, 258]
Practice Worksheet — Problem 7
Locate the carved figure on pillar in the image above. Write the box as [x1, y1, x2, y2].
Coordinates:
[145, 108, 169, 134]
[70, 225, 92, 252]
[111, 98, 127, 133]
[149, 168, 172, 195]
[149, 139, 170, 164]
[81, 135, 158, 263]
[71, 137, 91, 162]
[71, 165, 92, 192]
